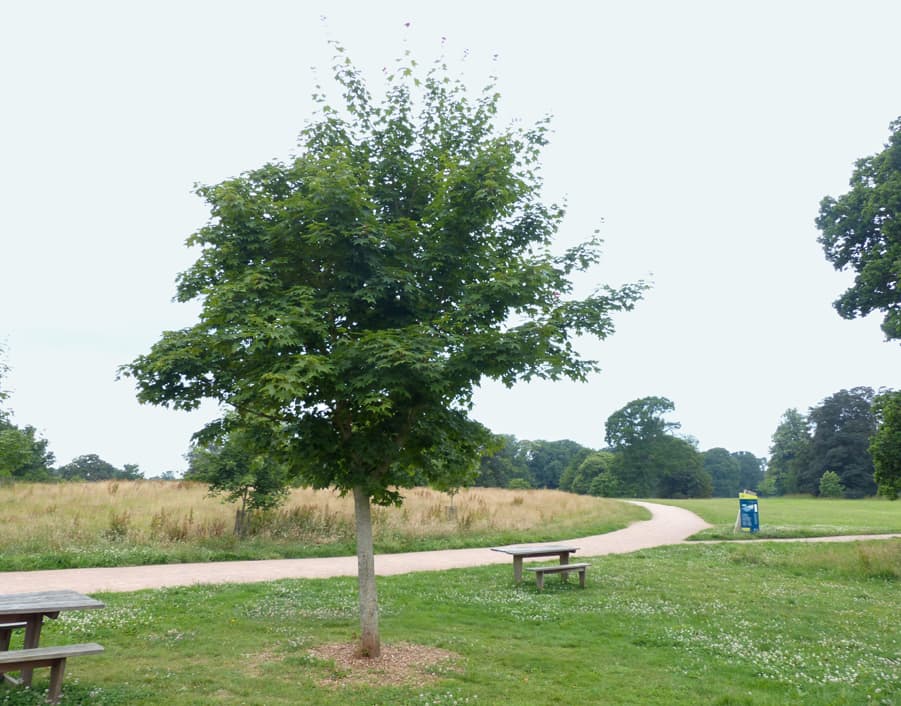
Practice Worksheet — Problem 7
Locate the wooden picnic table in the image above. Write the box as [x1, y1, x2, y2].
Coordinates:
[0, 590, 104, 687]
[490, 544, 580, 583]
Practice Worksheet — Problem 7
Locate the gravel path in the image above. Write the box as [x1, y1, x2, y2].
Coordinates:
[1, 501, 895, 594]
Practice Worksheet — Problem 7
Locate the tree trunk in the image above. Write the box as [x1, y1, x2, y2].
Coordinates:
[353, 485, 380, 657]
[234, 492, 249, 537]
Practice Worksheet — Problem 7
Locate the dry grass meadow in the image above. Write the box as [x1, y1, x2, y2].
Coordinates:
[0, 481, 646, 570]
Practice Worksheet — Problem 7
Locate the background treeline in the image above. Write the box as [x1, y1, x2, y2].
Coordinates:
[473, 396, 764, 498]
[3, 348, 897, 500]
[0, 425, 145, 483]
[764, 386, 895, 499]
[476, 388, 899, 500]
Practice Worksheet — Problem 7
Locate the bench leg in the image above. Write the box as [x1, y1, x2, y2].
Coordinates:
[1, 641, 24, 685]
[0, 627, 24, 685]
[578, 568, 586, 588]
[513, 557, 524, 584]
[535, 572, 545, 591]
[47, 658, 67, 705]
[558, 553, 570, 581]
[21, 615, 45, 687]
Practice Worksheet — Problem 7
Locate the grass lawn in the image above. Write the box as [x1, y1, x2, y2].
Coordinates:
[2, 539, 898, 705]
[655, 497, 901, 540]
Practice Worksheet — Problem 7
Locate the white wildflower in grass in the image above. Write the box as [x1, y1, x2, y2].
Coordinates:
[414, 691, 478, 705]
[242, 582, 361, 621]
[54, 604, 154, 638]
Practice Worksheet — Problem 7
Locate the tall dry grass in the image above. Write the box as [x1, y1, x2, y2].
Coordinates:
[0, 481, 641, 557]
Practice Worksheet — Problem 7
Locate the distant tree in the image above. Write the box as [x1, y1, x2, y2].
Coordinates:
[655, 437, 711, 499]
[604, 397, 680, 497]
[475, 435, 531, 488]
[804, 388, 877, 497]
[570, 451, 615, 495]
[588, 458, 623, 497]
[869, 390, 901, 499]
[605, 396, 680, 448]
[524, 439, 592, 489]
[732, 451, 765, 492]
[57, 454, 142, 482]
[818, 470, 845, 498]
[558, 462, 577, 492]
[186, 423, 290, 535]
[120, 48, 645, 658]
[0, 424, 55, 481]
[765, 409, 811, 495]
[0, 426, 32, 481]
[703, 447, 741, 497]
[817, 117, 901, 340]
[121, 464, 142, 480]
[558, 446, 594, 492]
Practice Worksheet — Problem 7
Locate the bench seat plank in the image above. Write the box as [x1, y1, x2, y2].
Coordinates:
[0, 643, 103, 704]
[525, 562, 590, 573]
[0, 642, 104, 667]
[525, 563, 590, 590]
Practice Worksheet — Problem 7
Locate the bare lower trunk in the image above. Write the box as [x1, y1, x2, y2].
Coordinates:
[353, 485, 380, 658]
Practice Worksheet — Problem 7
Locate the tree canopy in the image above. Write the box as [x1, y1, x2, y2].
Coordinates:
[524, 439, 590, 490]
[817, 117, 901, 340]
[655, 436, 711, 499]
[569, 450, 615, 496]
[604, 396, 679, 449]
[0, 424, 55, 481]
[473, 436, 591, 490]
[604, 397, 676, 497]
[870, 390, 901, 499]
[473, 434, 528, 488]
[805, 387, 877, 498]
[56, 454, 142, 482]
[121, 47, 644, 657]
[765, 408, 810, 495]
[186, 421, 290, 535]
[732, 450, 765, 492]
[764, 391, 879, 498]
[703, 447, 740, 497]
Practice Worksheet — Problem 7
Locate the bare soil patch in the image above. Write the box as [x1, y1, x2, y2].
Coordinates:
[308, 641, 460, 687]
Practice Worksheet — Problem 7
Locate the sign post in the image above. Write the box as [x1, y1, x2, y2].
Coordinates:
[736, 490, 759, 533]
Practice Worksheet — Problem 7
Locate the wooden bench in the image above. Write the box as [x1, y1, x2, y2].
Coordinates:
[0, 643, 104, 704]
[0, 622, 26, 652]
[525, 562, 590, 591]
[0, 622, 28, 686]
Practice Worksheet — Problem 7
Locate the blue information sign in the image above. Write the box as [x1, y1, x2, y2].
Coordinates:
[738, 492, 759, 533]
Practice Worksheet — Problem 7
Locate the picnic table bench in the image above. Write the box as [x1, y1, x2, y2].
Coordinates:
[0, 643, 104, 704]
[490, 544, 580, 583]
[0, 590, 105, 703]
[526, 562, 590, 591]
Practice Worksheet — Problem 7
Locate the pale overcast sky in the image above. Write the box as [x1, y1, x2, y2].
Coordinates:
[2, 1, 899, 476]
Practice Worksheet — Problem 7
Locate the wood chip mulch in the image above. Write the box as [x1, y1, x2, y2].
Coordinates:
[308, 641, 461, 687]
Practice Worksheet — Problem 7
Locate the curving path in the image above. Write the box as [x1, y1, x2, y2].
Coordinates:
[5, 502, 898, 595]
[4, 503, 899, 595]
[0, 502, 709, 594]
